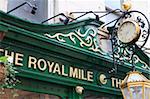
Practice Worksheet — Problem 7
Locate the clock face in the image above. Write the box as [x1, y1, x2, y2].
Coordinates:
[117, 21, 140, 44]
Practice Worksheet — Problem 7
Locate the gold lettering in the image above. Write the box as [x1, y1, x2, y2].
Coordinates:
[0, 48, 4, 53]
[115, 78, 119, 88]
[37, 59, 47, 71]
[53, 63, 61, 75]
[78, 69, 81, 79]
[87, 71, 93, 82]
[47, 61, 54, 73]
[81, 69, 87, 80]
[61, 65, 68, 76]
[15, 53, 24, 66]
[0, 49, 98, 83]
[5, 50, 14, 60]
[116, 79, 122, 88]
[28, 56, 37, 69]
[69, 67, 78, 78]
[99, 74, 107, 84]
[111, 77, 116, 87]
[119, 79, 123, 88]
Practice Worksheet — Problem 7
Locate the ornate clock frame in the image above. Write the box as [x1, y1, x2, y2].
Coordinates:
[108, 10, 150, 73]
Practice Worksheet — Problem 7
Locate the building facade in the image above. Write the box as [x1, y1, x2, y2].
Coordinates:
[0, 0, 149, 99]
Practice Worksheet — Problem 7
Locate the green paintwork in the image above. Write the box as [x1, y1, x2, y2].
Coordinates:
[0, 10, 149, 99]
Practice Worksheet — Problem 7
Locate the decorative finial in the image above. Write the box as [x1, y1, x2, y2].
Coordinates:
[75, 86, 84, 94]
[122, 0, 132, 11]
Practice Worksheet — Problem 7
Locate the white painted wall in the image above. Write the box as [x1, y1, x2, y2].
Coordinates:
[0, 0, 106, 23]
[47, 0, 105, 23]
[0, 0, 48, 23]
[0, 0, 8, 12]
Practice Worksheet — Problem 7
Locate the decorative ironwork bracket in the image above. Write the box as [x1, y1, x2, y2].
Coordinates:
[108, 10, 150, 73]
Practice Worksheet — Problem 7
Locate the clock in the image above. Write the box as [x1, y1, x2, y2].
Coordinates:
[117, 20, 140, 44]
